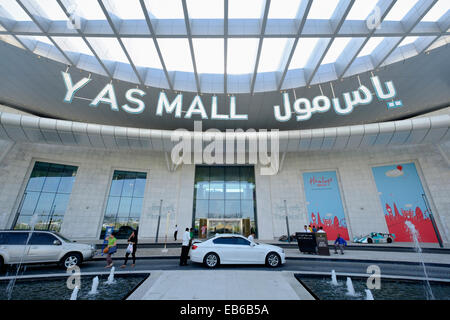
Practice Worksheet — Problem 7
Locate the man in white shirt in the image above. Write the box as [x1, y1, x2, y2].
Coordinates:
[304, 225, 311, 233]
[179, 228, 191, 266]
[317, 226, 325, 233]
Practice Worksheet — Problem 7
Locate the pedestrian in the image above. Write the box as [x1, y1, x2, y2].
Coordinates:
[308, 225, 313, 232]
[304, 225, 311, 233]
[317, 226, 325, 233]
[248, 232, 255, 242]
[312, 225, 317, 232]
[334, 233, 347, 255]
[189, 227, 194, 246]
[120, 228, 138, 268]
[179, 228, 191, 266]
[201, 224, 207, 238]
[174, 224, 178, 241]
[104, 232, 117, 268]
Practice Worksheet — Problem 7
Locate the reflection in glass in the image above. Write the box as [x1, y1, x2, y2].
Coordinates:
[14, 162, 78, 232]
[100, 170, 147, 239]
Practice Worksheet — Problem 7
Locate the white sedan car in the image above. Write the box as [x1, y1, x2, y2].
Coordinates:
[190, 234, 286, 268]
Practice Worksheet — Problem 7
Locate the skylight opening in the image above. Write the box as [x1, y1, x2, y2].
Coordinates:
[229, 0, 265, 19]
[0, 0, 32, 21]
[289, 38, 319, 69]
[70, 0, 106, 20]
[421, 0, 450, 22]
[187, 0, 223, 19]
[307, 0, 339, 19]
[268, 0, 303, 19]
[227, 38, 259, 74]
[53, 36, 92, 57]
[86, 37, 128, 63]
[122, 38, 162, 69]
[399, 36, 418, 47]
[258, 38, 292, 73]
[34, 0, 69, 21]
[108, 0, 145, 20]
[357, 37, 384, 57]
[144, 0, 184, 19]
[193, 39, 224, 74]
[346, 0, 379, 20]
[157, 38, 193, 72]
[322, 38, 352, 64]
[384, 0, 419, 21]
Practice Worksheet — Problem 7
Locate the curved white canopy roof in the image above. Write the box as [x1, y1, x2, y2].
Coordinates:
[0, 0, 449, 94]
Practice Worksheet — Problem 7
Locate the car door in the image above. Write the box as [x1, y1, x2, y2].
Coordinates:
[232, 237, 257, 264]
[212, 237, 237, 263]
[27, 232, 62, 262]
[4, 232, 32, 264]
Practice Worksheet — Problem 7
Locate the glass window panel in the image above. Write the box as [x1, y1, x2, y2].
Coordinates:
[26, 162, 49, 192]
[20, 192, 40, 216]
[122, 38, 162, 69]
[258, 38, 293, 73]
[133, 174, 147, 197]
[239, 166, 255, 183]
[117, 197, 132, 217]
[35, 0, 69, 21]
[42, 164, 64, 193]
[195, 199, 209, 218]
[130, 197, 144, 217]
[157, 39, 193, 72]
[399, 36, 418, 47]
[70, 0, 107, 20]
[109, 0, 145, 20]
[225, 200, 241, 218]
[289, 38, 320, 69]
[5, 232, 29, 244]
[52, 194, 70, 216]
[14, 216, 33, 230]
[225, 181, 241, 200]
[110, 172, 125, 196]
[34, 193, 56, 216]
[322, 38, 352, 64]
[229, 0, 265, 19]
[241, 182, 255, 200]
[34, 216, 51, 230]
[346, 0, 379, 20]
[57, 167, 77, 194]
[144, 0, 185, 19]
[0, 0, 32, 21]
[196, 180, 210, 199]
[268, 0, 303, 19]
[187, 0, 223, 19]
[384, 0, 419, 21]
[357, 37, 384, 57]
[193, 39, 224, 74]
[86, 37, 129, 63]
[121, 172, 137, 197]
[227, 38, 259, 74]
[30, 232, 57, 245]
[422, 0, 450, 22]
[241, 200, 255, 219]
[53, 36, 93, 57]
[209, 181, 225, 199]
[208, 200, 224, 219]
[307, 0, 339, 19]
[105, 196, 120, 218]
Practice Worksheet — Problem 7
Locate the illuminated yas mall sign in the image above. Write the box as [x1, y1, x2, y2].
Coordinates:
[62, 72, 402, 122]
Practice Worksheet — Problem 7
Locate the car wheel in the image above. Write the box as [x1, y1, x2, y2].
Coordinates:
[266, 252, 281, 268]
[367, 238, 373, 244]
[387, 238, 393, 243]
[203, 252, 219, 268]
[61, 253, 82, 269]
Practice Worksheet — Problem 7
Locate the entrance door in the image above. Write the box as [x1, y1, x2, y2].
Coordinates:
[207, 219, 242, 237]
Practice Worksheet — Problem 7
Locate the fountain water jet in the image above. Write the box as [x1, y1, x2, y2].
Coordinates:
[88, 276, 99, 295]
[106, 267, 115, 285]
[70, 286, 79, 300]
[330, 270, 339, 286]
[405, 220, 435, 300]
[345, 277, 359, 296]
[365, 289, 374, 300]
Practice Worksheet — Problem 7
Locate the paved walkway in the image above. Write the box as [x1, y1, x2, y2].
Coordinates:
[98, 247, 450, 266]
[127, 271, 315, 300]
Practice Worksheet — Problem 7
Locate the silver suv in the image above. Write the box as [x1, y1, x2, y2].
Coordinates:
[0, 230, 96, 269]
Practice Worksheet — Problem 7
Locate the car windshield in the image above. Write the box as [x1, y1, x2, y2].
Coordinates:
[53, 232, 73, 242]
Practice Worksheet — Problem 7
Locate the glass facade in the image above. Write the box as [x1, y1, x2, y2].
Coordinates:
[193, 166, 257, 238]
[13, 161, 78, 232]
[100, 170, 147, 239]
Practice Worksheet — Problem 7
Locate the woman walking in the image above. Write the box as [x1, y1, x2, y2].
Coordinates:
[104, 232, 117, 268]
[121, 228, 138, 268]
